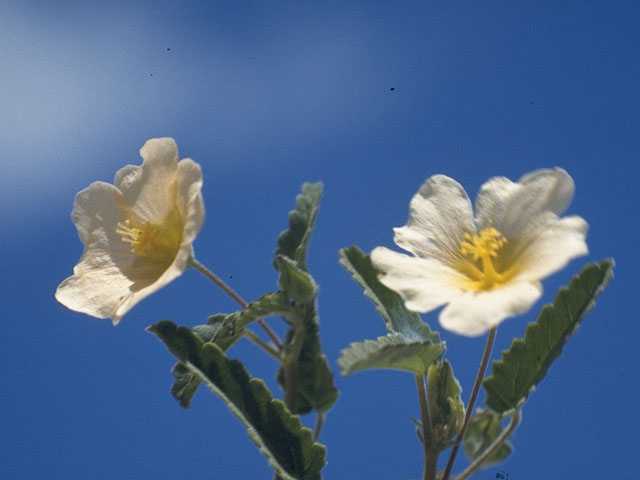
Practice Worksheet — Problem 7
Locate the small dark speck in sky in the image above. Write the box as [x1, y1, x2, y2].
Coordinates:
[389, 87, 395, 91]
[167, 48, 171, 51]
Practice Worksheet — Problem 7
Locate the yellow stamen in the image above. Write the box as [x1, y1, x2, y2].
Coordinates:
[459, 227, 507, 290]
[116, 208, 184, 264]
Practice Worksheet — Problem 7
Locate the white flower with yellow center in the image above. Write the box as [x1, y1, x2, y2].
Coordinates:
[371, 168, 588, 336]
[55, 138, 205, 324]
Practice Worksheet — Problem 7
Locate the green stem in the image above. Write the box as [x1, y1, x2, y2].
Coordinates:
[314, 413, 325, 441]
[442, 326, 497, 480]
[190, 258, 283, 349]
[416, 374, 438, 480]
[282, 312, 306, 414]
[242, 330, 281, 360]
[454, 410, 521, 480]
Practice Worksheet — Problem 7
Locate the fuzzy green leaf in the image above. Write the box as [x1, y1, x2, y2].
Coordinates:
[149, 321, 326, 480]
[274, 183, 337, 415]
[275, 182, 322, 271]
[277, 302, 338, 414]
[275, 255, 317, 304]
[463, 409, 513, 467]
[427, 361, 464, 451]
[339, 246, 439, 343]
[203, 292, 292, 349]
[170, 292, 292, 408]
[483, 259, 614, 414]
[338, 333, 445, 376]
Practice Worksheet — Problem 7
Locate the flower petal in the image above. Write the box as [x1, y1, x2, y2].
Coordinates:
[112, 245, 193, 324]
[394, 175, 474, 262]
[176, 158, 205, 245]
[475, 168, 574, 239]
[114, 138, 180, 221]
[439, 281, 543, 336]
[514, 215, 588, 282]
[56, 181, 139, 321]
[68, 181, 135, 266]
[56, 261, 134, 321]
[371, 246, 466, 313]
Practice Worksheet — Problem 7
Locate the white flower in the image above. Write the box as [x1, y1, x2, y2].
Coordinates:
[371, 168, 588, 336]
[55, 138, 205, 324]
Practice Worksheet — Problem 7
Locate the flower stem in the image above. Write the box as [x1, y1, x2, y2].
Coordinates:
[454, 410, 520, 480]
[190, 258, 283, 349]
[441, 326, 497, 480]
[314, 413, 325, 441]
[242, 330, 281, 360]
[281, 313, 306, 414]
[416, 374, 438, 480]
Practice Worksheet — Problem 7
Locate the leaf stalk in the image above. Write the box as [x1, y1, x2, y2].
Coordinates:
[191, 258, 283, 349]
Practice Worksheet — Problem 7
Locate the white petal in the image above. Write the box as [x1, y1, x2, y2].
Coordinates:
[176, 158, 205, 245]
[394, 175, 474, 261]
[371, 247, 466, 313]
[439, 281, 543, 336]
[70, 181, 135, 268]
[514, 215, 588, 282]
[112, 245, 193, 324]
[55, 256, 134, 321]
[475, 168, 574, 239]
[114, 137, 179, 221]
[56, 181, 155, 322]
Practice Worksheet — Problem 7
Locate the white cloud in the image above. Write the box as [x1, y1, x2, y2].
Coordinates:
[0, 3, 392, 235]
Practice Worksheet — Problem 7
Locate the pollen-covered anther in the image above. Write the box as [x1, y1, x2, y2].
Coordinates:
[116, 220, 142, 249]
[459, 227, 507, 289]
[460, 227, 507, 261]
[115, 219, 159, 256]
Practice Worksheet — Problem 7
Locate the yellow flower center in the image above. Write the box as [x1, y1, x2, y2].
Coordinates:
[459, 227, 507, 290]
[116, 208, 184, 264]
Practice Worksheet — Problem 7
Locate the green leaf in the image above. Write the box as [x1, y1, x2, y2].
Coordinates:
[275, 182, 322, 271]
[338, 333, 445, 376]
[483, 259, 614, 414]
[170, 362, 201, 408]
[463, 409, 513, 467]
[204, 292, 292, 350]
[427, 361, 464, 450]
[275, 255, 317, 304]
[170, 292, 293, 408]
[339, 246, 439, 343]
[149, 321, 326, 480]
[277, 301, 339, 415]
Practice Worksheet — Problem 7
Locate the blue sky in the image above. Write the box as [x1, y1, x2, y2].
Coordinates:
[2, 2, 638, 479]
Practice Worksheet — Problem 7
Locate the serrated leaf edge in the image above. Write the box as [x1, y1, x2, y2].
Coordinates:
[483, 259, 614, 415]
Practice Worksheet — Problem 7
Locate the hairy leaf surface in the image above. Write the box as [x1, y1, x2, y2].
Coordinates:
[338, 333, 445, 376]
[339, 246, 439, 342]
[170, 292, 292, 408]
[483, 260, 614, 414]
[275, 182, 322, 271]
[149, 321, 326, 480]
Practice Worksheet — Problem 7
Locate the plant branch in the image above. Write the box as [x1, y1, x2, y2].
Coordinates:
[442, 326, 497, 480]
[282, 313, 306, 414]
[313, 413, 325, 441]
[416, 374, 438, 480]
[190, 258, 283, 349]
[242, 329, 281, 360]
